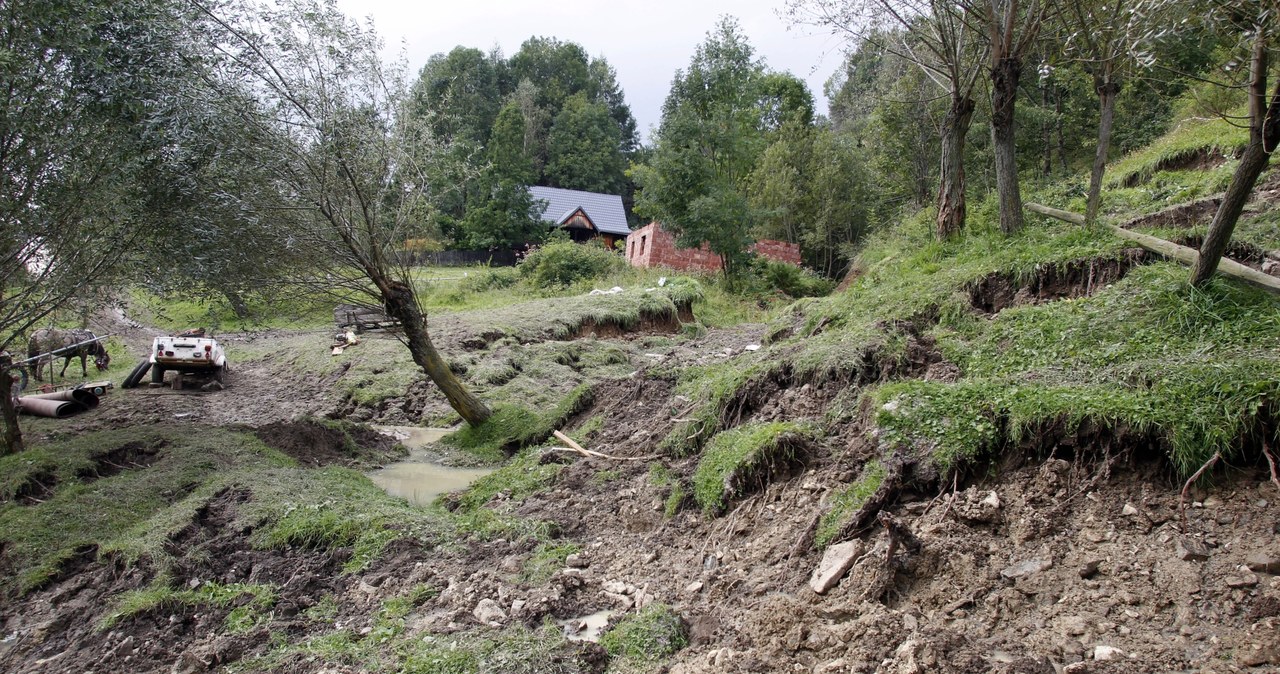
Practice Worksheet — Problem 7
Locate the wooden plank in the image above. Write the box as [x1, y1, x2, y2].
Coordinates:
[1025, 202, 1280, 296]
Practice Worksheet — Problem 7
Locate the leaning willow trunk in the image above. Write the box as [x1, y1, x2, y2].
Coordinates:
[1191, 32, 1280, 286]
[991, 56, 1024, 235]
[936, 96, 976, 240]
[379, 280, 492, 425]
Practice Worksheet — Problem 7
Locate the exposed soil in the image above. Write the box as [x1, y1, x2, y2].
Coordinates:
[3, 285, 1279, 674]
[254, 418, 406, 468]
[969, 249, 1150, 314]
[1121, 148, 1230, 188]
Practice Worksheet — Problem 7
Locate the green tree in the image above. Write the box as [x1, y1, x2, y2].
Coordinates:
[457, 175, 546, 250]
[633, 17, 775, 278]
[489, 99, 540, 185]
[194, 0, 492, 424]
[546, 93, 627, 193]
[789, 0, 987, 239]
[588, 58, 641, 155]
[0, 0, 197, 454]
[748, 125, 872, 276]
[408, 46, 505, 146]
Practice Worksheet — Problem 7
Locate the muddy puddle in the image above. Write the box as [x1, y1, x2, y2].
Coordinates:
[558, 609, 616, 643]
[368, 426, 492, 506]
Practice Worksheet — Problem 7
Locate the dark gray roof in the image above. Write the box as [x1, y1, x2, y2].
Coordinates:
[528, 186, 631, 236]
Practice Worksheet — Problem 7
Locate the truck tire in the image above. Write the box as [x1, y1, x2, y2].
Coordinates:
[214, 364, 226, 384]
[151, 363, 166, 385]
[122, 359, 151, 389]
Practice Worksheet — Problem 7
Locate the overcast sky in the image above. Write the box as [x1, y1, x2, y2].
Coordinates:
[333, 0, 848, 142]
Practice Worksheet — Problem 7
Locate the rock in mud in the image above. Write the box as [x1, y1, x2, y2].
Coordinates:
[565, 553, 589, 569]
[1176, 538, 1212, 562]
[1000, 558, 1052, 580]
[810, 540, 864, 595]
[472, 598, 506, 625]
[1246, 549, 1280, 574]
[1093, 645, 1123, 660]
[1225, 573, 1259, 588]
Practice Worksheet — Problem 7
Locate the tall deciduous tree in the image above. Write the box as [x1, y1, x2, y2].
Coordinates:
[632, 17, 774, 277]
[748, 125, 873, 276]
[1051, 0, 1137, 224]
[546, 93, 627, 194]
[788, 0, 988, 239]
[195, 0, 491, 424]
[970, 0, 1054, 234]
[0, 0, 195, 454]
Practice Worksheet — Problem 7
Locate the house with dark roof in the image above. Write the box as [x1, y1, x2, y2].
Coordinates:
[528, 186, 631, 249]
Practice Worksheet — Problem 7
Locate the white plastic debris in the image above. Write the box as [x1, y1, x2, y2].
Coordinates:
[744, 344, 760, 351]
[658, 277, 668, 287]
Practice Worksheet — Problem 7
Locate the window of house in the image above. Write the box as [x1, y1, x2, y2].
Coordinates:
[640, 235, 647, 255]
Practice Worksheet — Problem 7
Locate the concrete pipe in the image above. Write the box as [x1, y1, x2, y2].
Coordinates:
[17, 396, 87, 418]
[24, 389, 100, 409]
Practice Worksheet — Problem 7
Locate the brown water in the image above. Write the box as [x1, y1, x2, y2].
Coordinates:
[368, 426, 492, 506]
[558, 609, 617, 642]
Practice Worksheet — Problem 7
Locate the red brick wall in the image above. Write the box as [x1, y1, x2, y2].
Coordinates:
[749, 239, 802, 266]
[626, 222, 802, 272]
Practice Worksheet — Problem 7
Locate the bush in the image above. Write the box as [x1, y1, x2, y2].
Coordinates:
[458, 267, 520, 293]
[517, 239, 623, 289]
[761, 259, 834, 298]
[733, 258, 835, 303]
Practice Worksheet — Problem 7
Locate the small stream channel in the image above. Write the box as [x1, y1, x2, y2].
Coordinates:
[367, 426, 492, 506]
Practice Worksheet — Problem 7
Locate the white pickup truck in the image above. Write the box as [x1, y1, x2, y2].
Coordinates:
[150, 332, 228, 387]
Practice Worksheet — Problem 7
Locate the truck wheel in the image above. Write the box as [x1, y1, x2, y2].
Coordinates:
[122, 359, 151, 389]
[151, 363, 166, 385]
[214, 364, 226, 384]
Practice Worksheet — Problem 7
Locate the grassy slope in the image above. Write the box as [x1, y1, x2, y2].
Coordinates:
[671, 114, 1278, 506]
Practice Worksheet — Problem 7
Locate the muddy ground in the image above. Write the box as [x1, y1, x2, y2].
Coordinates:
[2, 299, 1278, 674]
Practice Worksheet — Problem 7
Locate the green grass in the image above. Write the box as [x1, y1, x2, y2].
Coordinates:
[599, 604, 688, 664]
[444, 448, 561, 542]
[692, 421, 813, 513]
[816, 461, 886, 549]
[100, 580, 277, 629]
[522, 542, 581, 584]
[0, 425, 455, 596]
[1107, 115, 1247, 190]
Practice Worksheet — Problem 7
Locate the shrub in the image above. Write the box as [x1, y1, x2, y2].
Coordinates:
[756, 259, 835, 298]
[458, 267, 520, 293]
[517, 239, 623, 289]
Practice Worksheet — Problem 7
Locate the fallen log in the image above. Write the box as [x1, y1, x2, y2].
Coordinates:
[1025, 202, 1280, 296]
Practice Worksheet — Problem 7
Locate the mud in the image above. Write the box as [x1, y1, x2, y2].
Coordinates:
[5, 290, 1279, 674]
[254, 418, 405, 468]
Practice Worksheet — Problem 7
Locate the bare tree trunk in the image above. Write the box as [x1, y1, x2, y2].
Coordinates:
[0, 354, 22, 456]
[1191, 34, 1280, 286]
[223, 290, 251, 319]
[1086, 75, 1121, 225]
[378, 280, 492, 425]
[991, 56, 1024, 235]
[1041, 83, 1052, 177]
[936, 96, 975, 240]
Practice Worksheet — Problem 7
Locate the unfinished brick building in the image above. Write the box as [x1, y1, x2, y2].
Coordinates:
[625, 222, 802, 272]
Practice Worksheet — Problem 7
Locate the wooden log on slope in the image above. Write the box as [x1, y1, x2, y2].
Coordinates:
[1024, 202, 1280, 296]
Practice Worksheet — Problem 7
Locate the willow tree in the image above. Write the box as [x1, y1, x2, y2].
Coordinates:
[0, 0, 198, 454]
[195, 0, 491, 424]
[788, 0, 987, 239]
[1052, 0, 1139, 224]
[968, 0, 1054, 234]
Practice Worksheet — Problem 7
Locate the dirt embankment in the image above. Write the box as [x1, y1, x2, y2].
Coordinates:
[3, 291, 1278, 674]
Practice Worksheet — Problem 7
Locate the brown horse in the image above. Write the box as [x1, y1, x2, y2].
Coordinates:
[27, 328, 110, 381]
